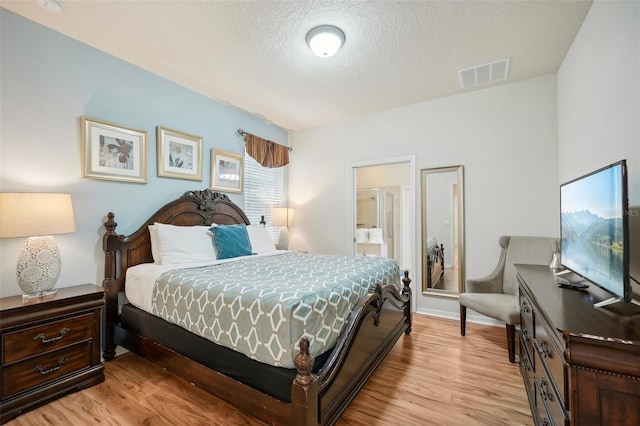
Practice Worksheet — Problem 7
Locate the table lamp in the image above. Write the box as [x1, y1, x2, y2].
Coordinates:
[0, 193, 76, 299]
[272, 207, 295, 250]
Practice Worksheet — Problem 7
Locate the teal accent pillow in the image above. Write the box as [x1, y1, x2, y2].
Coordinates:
[209, 224, 253, 259]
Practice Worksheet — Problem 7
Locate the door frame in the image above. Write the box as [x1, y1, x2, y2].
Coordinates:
[348, 156, 417, 311]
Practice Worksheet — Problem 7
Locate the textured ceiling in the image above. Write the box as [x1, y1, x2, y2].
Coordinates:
[1, 0, 593, 130]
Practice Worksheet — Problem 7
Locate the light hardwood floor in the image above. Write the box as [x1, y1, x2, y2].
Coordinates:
[7, 314, 532, 426]
[439, 266, 459, 292]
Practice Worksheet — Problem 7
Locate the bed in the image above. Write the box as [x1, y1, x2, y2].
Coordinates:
[102, 189, 412, 426]
[425, 237, 445, 289]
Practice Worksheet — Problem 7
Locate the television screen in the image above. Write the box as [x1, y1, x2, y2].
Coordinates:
[560, 160, 629, 303]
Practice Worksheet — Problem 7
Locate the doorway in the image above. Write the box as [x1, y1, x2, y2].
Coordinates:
[349, 156, 416, 309]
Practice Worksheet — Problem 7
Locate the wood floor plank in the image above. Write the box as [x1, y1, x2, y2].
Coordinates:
[6, 314, 532, 425]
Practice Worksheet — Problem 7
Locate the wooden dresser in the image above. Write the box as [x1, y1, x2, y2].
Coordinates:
[516, 264, 640, 426]
[0, 285, 105, 424]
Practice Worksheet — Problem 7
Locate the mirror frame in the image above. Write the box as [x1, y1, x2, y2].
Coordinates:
[420, 165, 465, 297]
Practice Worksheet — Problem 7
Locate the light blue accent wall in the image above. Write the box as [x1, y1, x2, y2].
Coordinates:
[0, 9, 287, 296]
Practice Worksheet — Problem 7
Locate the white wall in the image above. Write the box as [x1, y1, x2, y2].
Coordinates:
[289, 75, 559, 318]
[557, 0, 640, 283]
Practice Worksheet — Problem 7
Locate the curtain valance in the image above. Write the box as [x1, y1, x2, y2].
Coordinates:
[243, 132, 289, 168]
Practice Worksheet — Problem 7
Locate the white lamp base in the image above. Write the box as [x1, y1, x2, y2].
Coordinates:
[17, 236, 61, 298]
[21, 289, 58, 301]
[277, 227, 289, 250]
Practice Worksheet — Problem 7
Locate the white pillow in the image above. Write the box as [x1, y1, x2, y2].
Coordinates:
[153, 222, 216, 264]
[148, 225, 161, 264]
[247, 225, 276, 254]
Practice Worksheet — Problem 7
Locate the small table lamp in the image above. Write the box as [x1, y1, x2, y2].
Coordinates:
[0, 193, 76, 299]
[272, 207, 295, 250]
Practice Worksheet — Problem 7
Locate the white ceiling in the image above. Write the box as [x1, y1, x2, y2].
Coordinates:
[2, 0, 593, 131]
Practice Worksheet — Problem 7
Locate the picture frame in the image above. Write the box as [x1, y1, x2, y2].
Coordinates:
[156, 126, 203, 181]
[210, 149, 243, 193]
[81, 116, 148, 183]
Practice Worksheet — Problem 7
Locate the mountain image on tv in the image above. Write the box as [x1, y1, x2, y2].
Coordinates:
[561, 209, 623, 283]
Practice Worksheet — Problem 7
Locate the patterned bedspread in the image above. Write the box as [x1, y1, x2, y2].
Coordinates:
[150, 252, 399, 368]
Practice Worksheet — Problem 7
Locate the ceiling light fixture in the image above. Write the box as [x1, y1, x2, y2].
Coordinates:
[37, 0, 63, 13]
[306, 25, 345, 58]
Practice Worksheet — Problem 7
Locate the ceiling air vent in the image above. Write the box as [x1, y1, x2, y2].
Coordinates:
[459, 58, 510, 89]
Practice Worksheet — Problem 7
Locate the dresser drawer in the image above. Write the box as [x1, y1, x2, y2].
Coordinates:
[534, 348, 568, 426]
[519, 293, 534, 336]
[535, 319, 567, 408]
[533, 377, 552, 426]
[2, 342, 91, 399]
[519, 341, 535, 397]
[2, 314, 93, 365]
[520, 320, 534, 364]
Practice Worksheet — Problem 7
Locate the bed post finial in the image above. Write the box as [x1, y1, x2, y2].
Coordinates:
[402, 270, 411, 296]
[294, 337, 314, 386]
[402, 270, 412, 335]
[104, 212, 117, 235]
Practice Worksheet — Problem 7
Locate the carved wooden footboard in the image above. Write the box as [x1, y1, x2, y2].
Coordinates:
[310, 275, 412, 424]
[102, 189, 411, 425]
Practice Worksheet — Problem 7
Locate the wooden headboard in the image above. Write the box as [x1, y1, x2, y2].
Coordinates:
[101, 189, 250, 359]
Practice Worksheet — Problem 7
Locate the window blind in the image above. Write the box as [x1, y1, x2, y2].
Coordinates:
[243, 151, 284, 240]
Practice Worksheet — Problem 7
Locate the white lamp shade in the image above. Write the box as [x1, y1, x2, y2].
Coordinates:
[272, 207, 295, 227]
[0, 193, 76, 238]
[306, 25, 345, 58]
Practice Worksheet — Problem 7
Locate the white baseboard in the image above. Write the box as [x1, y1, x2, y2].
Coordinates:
[414, 307, 503, 327]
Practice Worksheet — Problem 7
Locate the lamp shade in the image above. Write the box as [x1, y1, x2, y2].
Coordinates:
[272, 207, 295, 227]
[0, 193, 76, 238]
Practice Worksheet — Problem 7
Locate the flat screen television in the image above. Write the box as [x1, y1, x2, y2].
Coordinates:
[560, 160, 630, 307]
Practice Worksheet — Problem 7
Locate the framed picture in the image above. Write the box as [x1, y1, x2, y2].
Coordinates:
[81, 116, 147, 183]
[210, 149, 243, 193]
[156, 126, 203, 181]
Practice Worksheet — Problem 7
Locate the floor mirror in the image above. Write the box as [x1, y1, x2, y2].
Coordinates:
[421, 165, 465, 297]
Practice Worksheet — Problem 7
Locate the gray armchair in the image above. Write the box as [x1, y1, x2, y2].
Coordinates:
[459, 235, 557, 363]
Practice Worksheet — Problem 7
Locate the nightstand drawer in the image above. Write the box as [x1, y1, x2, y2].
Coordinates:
[2, 313, 93, 365]
[2, 342, 91, 399]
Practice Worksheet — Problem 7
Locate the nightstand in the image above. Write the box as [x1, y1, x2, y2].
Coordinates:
[0, 284, 105, 424]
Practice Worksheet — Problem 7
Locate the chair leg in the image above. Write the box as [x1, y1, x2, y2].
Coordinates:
[506, 324, 516, 363]
[460, 306, 466, 336]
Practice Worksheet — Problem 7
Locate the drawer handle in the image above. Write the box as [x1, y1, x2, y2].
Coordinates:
[540, 339, 552, 358]
[540, 378, 554, 402]
[33, 357, 67, 375]
[34, 327, 70, 343]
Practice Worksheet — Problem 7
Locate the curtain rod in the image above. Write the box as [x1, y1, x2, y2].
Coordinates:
[237, 128, 292, 151]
